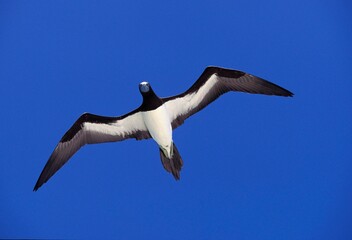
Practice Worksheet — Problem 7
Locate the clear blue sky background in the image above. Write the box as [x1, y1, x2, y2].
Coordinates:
[1, 1, 351, 239]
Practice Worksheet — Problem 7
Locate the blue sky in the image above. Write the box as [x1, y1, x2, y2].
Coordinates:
[1, 0, 351, 239]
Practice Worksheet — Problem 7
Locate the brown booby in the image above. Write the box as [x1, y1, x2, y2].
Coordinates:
[33, 66, 293, 191]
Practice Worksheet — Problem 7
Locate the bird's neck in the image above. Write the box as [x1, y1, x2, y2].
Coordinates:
[140, 91, 163, 111]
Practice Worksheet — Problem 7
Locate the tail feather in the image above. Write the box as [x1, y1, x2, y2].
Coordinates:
[159, 142, 183, 180]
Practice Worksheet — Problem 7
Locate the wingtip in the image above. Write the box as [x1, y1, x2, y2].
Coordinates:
[33, 185, 39, 192]
[33, 181, 43, 192]
[286, 91, 294, 97]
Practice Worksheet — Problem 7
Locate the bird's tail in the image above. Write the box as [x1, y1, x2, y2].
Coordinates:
[159, 142, 183, 180]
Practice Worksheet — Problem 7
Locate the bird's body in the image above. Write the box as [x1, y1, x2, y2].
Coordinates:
[34, 66, 293, 191]
[142, 105, 173, 158]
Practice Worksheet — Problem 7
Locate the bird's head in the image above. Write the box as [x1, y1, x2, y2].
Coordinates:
[138, 81, 162, 108]
[139, 81, 151, 94]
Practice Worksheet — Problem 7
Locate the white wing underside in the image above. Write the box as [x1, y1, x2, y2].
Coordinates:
[83, 112, 148, 143]
[164, 75, 217, 126]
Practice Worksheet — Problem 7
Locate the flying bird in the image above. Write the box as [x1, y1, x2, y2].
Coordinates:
[33, 66, 293, 191]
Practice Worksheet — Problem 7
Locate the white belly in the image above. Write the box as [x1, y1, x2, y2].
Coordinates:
[142, 105, 172, 149]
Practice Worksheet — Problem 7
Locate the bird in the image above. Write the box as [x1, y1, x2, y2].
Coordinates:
[33, 66, 293, 191]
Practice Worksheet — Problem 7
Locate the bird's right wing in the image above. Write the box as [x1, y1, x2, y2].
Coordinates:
[34, 110, 150, 191]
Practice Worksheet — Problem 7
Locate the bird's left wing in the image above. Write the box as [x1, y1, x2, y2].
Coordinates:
[162, 66, 293, 129]
[34, 110, 150, 191]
